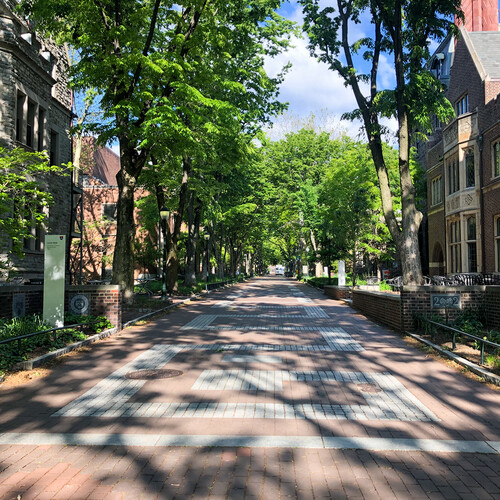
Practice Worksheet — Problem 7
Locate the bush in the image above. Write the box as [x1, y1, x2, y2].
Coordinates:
[452, 309, 483, 336]
[0, 313, 113, 375]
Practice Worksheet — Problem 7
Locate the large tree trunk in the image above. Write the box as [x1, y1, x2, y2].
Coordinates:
[112, 145, 143, 301]
[165, 156, 192, 293]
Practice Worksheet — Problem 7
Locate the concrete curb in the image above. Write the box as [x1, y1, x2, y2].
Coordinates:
[10, 280, 246, 372]
[407, 332, 500, 387]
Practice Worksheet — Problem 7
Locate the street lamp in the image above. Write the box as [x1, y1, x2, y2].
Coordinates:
[233, 247, 238, 277]
[204, 233, 210, 291]
[159, 206, 170, 299]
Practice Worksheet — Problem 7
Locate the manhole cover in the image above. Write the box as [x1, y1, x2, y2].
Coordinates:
[356, 383, 381, 393]
[125, 369, 183, 380]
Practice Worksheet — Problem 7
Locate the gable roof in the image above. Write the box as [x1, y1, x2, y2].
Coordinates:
[79, 136, 120, 186]
[464, 30, 500, 80]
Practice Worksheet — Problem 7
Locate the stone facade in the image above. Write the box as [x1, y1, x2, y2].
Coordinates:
[0, 0, 73, 280]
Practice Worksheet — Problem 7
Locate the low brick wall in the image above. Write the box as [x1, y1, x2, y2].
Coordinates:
[66, 286, 122, 329]
[324, 286, 352, 300]
[345, 286, 499, 333]
[400, 286, 486, 332]
[485, 286, 500, 330]
[0, 285, 43, 319]
[352, 290, 402, 331]
[0, 284, 122, 328]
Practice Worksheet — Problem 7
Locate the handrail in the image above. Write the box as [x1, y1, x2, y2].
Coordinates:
[416, 316, 500, 365]
[0, 321, 99, 355]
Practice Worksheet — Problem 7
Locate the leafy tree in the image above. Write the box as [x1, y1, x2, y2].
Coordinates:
[22, 0, 293, 298]
[0, 148, 65, 271]
[300, 0, 462, 284]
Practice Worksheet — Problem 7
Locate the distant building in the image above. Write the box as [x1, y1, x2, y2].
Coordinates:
[0, 0, 73, 280]
[76, 137, 157, 281]
[420, 0, 500, 276]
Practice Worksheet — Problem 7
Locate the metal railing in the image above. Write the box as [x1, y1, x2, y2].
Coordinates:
[0, 321, 98, 356]
[416, 316, 500, 365]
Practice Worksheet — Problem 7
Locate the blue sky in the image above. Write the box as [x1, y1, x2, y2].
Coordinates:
[264, 1, 398, 139]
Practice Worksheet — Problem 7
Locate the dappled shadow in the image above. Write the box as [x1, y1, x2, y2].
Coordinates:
[1, 277, 500, 498]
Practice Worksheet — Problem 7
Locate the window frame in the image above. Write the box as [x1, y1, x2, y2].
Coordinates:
[493, 140, 500, 179]
[456, 94, 469, 116]
[465, 149, 475, 188]
[449, 219, 462, 273]
[447, 156, 460, 194]
[431, 175, 443, 206]
[466, 216, 477, 272]
[495, 216, 500, 273]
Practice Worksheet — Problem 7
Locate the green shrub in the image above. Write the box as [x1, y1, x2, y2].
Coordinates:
[0, 313, 113, 375]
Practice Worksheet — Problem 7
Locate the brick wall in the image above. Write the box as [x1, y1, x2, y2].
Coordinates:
[345, 286, 500, 333]
[66, 286, 122, 329]
[324, 286, 351, 300]
[352, 290, 402, 331]
[0, 284, 122, 328]
[485, 287, 500, 330]
[0, 285, 43, 319]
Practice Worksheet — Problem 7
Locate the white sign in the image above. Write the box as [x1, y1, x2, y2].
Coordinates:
[43, 235, 66, 327]
[323, 266, 328, 277]
[338, 260, 346, 286]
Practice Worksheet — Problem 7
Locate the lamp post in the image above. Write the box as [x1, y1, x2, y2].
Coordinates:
[159, 206, 170, 299]
[204, 233, 210, 291]
[233, 247, 238, 278]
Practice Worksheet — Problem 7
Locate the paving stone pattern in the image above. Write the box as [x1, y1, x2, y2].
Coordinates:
[0, 276, 499, 499]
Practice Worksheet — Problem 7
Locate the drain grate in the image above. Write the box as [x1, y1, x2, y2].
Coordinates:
[356, 383, 381, 393]
[125, 369, 183, 380]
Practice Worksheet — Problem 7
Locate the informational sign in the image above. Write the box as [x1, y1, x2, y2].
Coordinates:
[431, 294, 461, 309]
[12, 294, 25, 318]
[302, 265, 308, 276]
[323, 266, 328, 277]
[338, 260, 346, 286]
[43, 235, 66, 327]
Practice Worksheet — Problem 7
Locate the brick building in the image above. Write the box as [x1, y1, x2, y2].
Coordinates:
[424, 0, 500, 276]
[0, 0, 73, 280]
[76, 138, 157, 281]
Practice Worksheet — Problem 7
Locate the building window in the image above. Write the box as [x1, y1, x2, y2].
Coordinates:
[16, 93, 25, 142]
[456, 94, 469, 116]
[447, 157, 459, 194]
[494, 141, 500, 178]
[496, 216, 500, 272]
[26, 100, 36, 148]
[102, 203, 117, 222]
[50, 130, 59, 165]
[449, 220, 461, 273]
[465, 150, 475, 187]
[466, 216, 477, 272]
[37, 108, 45, 151]
[431, 176, 442, 206]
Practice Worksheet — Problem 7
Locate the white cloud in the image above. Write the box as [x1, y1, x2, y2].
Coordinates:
[264, 2, 399, 141]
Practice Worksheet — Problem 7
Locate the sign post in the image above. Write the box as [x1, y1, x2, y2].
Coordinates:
[43, 235, 66, 327]
[338, 260, 346, 287]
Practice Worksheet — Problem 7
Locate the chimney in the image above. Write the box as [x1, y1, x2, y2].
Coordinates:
[456, 0, 499, 31]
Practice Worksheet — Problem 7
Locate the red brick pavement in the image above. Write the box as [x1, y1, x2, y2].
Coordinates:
[0, 277, 499, 499]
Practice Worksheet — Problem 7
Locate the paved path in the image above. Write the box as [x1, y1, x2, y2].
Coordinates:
[0, 277, 499, 499]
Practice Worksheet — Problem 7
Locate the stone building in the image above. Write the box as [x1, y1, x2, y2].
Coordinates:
[423, 0, 500, 276]
[0, 0, 73, 280]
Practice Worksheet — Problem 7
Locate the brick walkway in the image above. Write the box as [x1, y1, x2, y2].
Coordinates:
[0, 277, 499, 499]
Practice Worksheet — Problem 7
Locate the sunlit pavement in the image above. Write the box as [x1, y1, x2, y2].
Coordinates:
[0, 276, 499, 499]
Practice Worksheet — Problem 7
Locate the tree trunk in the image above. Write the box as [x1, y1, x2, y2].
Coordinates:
[112, 147, 141, 301]
[165, 156, 192, 293]
[184, 192, 196, 286]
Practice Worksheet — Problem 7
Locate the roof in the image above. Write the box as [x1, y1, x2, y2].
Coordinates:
[80, 136, 120, 186]
[467, 31, 500, 79]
